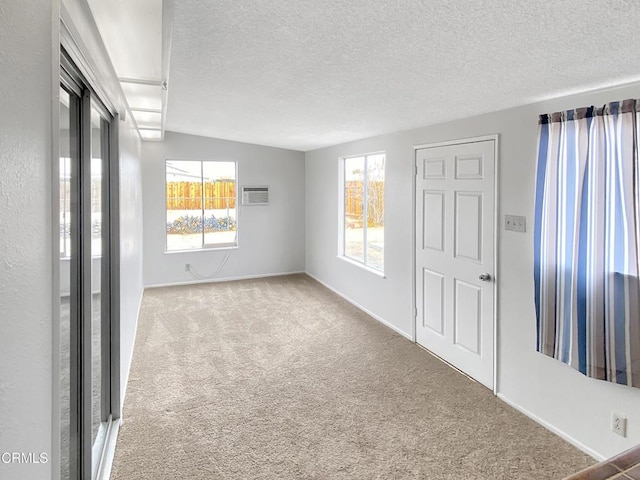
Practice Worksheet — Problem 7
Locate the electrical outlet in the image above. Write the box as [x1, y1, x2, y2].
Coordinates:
[184, 263, 190, 272]
[612, 411, 627, 437]
[505, 215, 526, 232]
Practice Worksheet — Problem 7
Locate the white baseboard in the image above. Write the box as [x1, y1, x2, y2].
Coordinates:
[305, 271, 413, 341]
[497, 393, 605, 461]
[145, 270, 306, 289]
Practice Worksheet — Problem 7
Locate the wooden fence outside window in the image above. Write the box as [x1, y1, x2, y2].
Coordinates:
[166, 180, 383, 227]
[166, 181, 236, 210]
[344, 180, 384, 227]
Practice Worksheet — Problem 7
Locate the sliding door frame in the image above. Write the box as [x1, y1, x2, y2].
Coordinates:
[60, 48, 121, 480]
[107, 115, 121, 425]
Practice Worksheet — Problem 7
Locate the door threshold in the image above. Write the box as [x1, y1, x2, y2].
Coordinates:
[96, 417, 121, 480]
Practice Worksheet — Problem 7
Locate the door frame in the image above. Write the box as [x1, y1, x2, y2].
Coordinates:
[411, 134, 500, 394]
[56, 28, 122, 480]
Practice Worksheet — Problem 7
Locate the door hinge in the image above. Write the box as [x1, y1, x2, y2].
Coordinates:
[414, 306, 418, 317]
[414, 165, 418, 176]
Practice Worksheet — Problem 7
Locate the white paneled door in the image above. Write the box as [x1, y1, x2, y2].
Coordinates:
[415, 139, 496, 389]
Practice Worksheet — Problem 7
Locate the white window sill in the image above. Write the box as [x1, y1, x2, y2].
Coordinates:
[337, 255, 386, 278]
[165, 245, 238, 254]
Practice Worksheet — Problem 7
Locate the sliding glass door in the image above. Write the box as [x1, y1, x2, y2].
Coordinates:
[59, 82, 74, 480]
[59, 50, 119, 480]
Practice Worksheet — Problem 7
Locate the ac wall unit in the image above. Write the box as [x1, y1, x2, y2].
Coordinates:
[241, 185, 269, 205]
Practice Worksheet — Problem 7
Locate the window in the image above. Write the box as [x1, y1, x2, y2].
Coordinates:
[341, 153, 385, 271]
[59, 152, 103, 258]
[59, 155, 72, 257]
[165, 160, 237, 251]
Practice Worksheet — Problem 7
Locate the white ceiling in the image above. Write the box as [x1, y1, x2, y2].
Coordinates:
[98, 0, 640, 152]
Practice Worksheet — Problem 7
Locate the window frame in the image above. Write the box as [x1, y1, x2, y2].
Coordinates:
[164, 159, 239, 252]
[338, 151, 386, 274]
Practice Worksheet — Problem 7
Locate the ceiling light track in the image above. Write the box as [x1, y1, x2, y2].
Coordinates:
[119, 77, 164, 87]
[130, 107, 162, 114]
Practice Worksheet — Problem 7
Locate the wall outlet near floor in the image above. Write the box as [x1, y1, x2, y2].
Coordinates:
[184, 263, 191, 272]
[612, 411, 627, 437]
[505, 215, 526, 232]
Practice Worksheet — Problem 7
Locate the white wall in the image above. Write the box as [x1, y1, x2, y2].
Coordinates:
[143, 131, 305, 286]
[306, 84, 640, 459]
[0, 1, 54, 479]
[118, 108, 145, 409]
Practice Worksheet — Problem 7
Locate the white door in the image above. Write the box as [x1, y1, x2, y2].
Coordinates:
[415, 139, 495, 389]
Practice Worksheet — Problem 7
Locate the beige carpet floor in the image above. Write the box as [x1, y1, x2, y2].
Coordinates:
[110, 274, 593, 479]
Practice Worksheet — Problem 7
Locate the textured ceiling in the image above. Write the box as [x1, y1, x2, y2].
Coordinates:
[166, 0, 640, 151]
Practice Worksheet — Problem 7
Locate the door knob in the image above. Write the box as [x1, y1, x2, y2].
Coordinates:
[479, 273, 492, 282]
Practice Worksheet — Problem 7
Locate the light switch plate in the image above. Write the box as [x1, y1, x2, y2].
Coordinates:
[505, 215, 526, 232]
